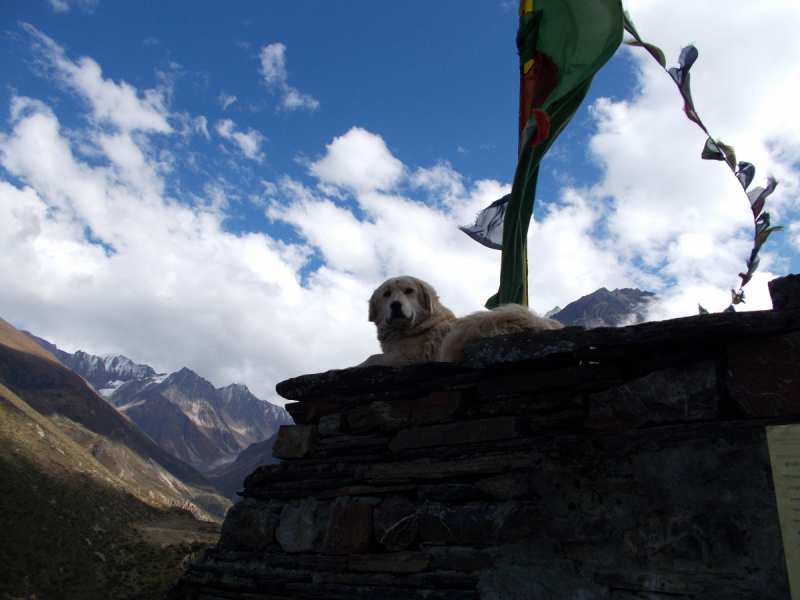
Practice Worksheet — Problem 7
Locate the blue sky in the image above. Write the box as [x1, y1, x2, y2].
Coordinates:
[1, 0, 799, 404]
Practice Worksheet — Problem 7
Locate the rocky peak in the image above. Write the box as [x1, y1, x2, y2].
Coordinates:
[20, 331, 292, 476]
[548, 287, 656, 329]
[22, 332, 162, 390]
[159, 368, 218, 398]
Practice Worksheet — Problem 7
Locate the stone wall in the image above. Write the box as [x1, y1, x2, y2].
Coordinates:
[167, 289, 800, 599]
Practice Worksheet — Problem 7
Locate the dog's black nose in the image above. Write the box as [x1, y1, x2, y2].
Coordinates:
[390, 300, 402, 312]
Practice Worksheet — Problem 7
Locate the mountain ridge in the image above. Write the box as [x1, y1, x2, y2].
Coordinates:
[0, 316, 230, 522]
[23, 331, 292, 475]
[547, 287, 656, 329]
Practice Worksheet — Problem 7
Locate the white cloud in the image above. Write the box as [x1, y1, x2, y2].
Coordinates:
[259, 44, 287, 86]
[48, 0, 70, 11]
[410, 161, 468, 210]
[218, 91, 237, 110]
[0, 95, 509, 405]
[23, 24, 171, 134]
[259, 43, 320, 112]
[215, 119, 265, 161]
[309, 127, 404, 193]
[584, 0, 800, 315]
[192, 116, 210, 140]
[47, 0, 98, 12]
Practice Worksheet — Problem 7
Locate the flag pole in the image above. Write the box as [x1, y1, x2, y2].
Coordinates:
[519, 0, 533, 307]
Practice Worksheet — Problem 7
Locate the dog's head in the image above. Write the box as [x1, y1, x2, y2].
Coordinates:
[368, 276, 438, 329]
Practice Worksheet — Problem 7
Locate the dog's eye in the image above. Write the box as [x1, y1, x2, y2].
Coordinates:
[383, 291, 391, 297]
[404, 288, 414, 295]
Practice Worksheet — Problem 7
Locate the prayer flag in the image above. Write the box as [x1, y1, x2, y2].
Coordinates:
[485, 0, 624, 307]
[459, 195, 509, 250]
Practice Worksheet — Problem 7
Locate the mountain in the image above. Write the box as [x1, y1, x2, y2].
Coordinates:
[24, 333, 293, 475]
[0, 316, 232, 599]
[23, 331, 161, 394]
[111, 368, 292, 474]
[548, 287, 656, 329]
[207, 431, 281, 502]
[1, 318, 230, 521]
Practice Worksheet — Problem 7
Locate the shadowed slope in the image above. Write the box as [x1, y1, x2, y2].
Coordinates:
[0, 316, 231, 520]
[0, 380, 216, 600]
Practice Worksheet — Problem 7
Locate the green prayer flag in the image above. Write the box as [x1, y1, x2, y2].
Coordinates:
[487, 0, 624, 308]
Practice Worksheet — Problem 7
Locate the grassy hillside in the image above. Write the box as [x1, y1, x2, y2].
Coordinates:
[0, 318, 232, 599]
[0, 382, 218, 599]
[0, 318, 231, 522]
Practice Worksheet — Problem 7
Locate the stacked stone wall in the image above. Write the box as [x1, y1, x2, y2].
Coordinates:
[168, 301, 800, 600]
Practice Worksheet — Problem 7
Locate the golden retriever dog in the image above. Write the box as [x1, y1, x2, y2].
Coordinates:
[358, 276, 563, 368]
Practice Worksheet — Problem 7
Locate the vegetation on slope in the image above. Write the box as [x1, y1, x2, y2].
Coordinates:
[0, 382, 219, 600]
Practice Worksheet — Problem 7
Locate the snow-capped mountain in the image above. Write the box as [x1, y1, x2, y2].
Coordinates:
[112, 368, 292, 473]
[23, 333, 292, 475]
[547, 287, 657, 329]
[23, 333, 162, 393]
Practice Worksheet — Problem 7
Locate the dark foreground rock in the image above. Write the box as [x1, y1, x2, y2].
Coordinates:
[167, 295, 800, 599]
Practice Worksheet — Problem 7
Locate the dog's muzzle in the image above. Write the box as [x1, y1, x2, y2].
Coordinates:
[388, 300, 409, 323]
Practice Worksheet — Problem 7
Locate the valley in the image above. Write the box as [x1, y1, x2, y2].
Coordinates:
[0, 317, 288, 599]
[24, 331, 292, 486]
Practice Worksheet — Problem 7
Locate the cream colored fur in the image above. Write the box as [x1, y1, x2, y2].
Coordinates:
[358, 276, 563, 368]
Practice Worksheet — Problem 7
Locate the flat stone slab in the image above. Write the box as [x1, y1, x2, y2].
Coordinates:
[389, 417, 524, 452]
[275, 310, 800, 404]
[466, 309, 800, 368]
[585, 360, 719, 430]
[728, 331, 800, 416]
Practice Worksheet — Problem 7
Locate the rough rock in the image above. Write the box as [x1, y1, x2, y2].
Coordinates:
[373, 495, 418, 551]
[348, 391, 463, 432]
[218, 498, 279, 551]
[769, 273, 800, 310]
[585, 361, 718, 430]
[322, 497, 374, 556]
[727, 332, 800, 416]
[417, 484, 479, 503]
[275, 497, 331, 553]
[389, 417, 524, 452]
[272, 424, 317, 459]
[349, 552, 430, 573]
[318, 412, 345, 437]
[418, 504, 496, 545]
[475, 473, 529, 500]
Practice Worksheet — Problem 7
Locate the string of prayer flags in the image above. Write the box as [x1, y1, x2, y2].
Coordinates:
[461, 5, 782, 315]
[622, 12, 783, 311]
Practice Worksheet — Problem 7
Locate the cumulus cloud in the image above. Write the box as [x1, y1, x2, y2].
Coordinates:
[0, 102, 507, 405]
[259, 43, 319, 112]
[309, 128, 404, 193]
[215, 119, 265, 161]
[584, 0, 800, 315]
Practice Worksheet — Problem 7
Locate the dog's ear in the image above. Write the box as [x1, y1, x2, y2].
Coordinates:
[368, 288, 380, 323]
[417, 279, 438, 313]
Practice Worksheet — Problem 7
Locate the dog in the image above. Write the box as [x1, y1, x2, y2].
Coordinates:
[357, 276, 563, 368]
